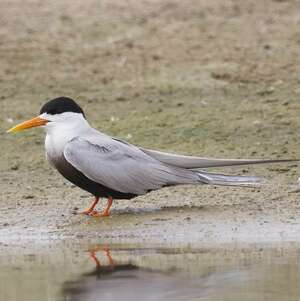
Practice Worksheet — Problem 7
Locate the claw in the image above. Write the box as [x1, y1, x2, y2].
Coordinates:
[89, 197, 113, 217]
[80, 208, 94, 215]
[79, 196, 113, 217]
[90, 210, 110, 217]
[78, 197, 99, 215]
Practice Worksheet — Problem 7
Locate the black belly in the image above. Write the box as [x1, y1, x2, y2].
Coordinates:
[50, 155, 137, 200]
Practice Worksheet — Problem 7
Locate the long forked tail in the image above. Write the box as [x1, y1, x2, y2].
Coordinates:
[141, 147, 299, 187]
[141, 148, 299, 169]
[196, 170, 264, 187]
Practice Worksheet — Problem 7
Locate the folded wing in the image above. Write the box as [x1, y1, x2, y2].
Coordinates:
[64, 136, 200, 195]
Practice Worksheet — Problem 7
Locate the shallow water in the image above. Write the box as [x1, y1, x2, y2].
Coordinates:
[1, 242, 300, 301]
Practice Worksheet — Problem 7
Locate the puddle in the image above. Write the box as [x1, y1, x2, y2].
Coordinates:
[1, 243, 300, 301]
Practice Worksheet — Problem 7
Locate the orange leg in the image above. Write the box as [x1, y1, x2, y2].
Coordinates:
[80, 196, 100, 215]
[89, 250, 101, 268]
[104, 247, 115, 267]
[90, 197, 113, 217]
[88, 246, 115, 269]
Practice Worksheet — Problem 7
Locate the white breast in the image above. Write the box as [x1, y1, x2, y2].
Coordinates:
[45, 130, 72, 162]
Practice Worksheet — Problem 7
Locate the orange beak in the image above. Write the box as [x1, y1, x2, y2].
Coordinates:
[7, 116, 49, 133]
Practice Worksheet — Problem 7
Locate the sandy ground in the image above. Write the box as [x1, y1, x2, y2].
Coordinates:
[0, 0, 300, 246]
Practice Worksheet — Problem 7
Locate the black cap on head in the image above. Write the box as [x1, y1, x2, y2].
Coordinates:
[40, 97, 85, 117]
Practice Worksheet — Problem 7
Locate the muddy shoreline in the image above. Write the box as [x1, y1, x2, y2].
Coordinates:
[0, 0, 300, 248]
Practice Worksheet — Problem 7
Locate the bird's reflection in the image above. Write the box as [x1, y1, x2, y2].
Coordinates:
[61, 246, 250, 301]
[61, 246, 148, 300]
[83, 247, 139, 279]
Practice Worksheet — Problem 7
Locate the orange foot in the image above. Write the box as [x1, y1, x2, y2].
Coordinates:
[89, 197, 113, 217]
[80, 208, 95, 215]
[79, 196, 100, 215]
[90, 210, 110, 217]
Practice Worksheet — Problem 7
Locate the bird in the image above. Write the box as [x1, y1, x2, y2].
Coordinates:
[7, 97, 298, 217]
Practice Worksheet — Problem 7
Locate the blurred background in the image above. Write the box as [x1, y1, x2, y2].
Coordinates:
[1, 0, 299, 161]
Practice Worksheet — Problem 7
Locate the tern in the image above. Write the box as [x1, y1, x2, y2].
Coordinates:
[7, 97, 298, 217]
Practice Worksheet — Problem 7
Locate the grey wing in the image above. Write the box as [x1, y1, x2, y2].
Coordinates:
[64, 136, 199, 195]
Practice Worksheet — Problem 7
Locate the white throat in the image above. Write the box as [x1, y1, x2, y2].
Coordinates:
[43, 112, 90, 160]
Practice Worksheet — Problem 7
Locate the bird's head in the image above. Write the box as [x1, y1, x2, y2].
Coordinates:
[7, 97, 86, 133]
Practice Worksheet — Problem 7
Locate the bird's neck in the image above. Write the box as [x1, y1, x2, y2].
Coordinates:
[45, 119, 91, 157]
